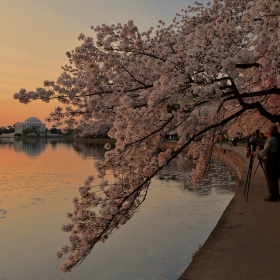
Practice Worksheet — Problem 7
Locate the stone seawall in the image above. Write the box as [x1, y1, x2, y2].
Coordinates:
[179, 146, 280, 280]
[212, 146, 244, 182]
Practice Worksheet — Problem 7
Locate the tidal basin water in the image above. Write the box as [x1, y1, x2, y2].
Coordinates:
[0, 138, 237, 280]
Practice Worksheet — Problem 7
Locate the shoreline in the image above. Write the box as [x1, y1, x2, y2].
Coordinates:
[179, 145, 280, 280]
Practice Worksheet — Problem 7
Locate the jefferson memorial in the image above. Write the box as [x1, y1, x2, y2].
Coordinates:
[14, 117, 46, 134]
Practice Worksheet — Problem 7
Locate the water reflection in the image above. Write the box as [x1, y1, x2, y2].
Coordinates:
[70, 143, 237, 195]
[0, 140, 237, 280]
[0, 138, 237, 196]
[0, 137, 74, 157]
[72, 142, 106, 159]
[157, 153, 238, 196]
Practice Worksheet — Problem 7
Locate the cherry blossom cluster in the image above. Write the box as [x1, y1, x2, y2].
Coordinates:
[73, 120, 112, 138]
[14, 0, 280, 272]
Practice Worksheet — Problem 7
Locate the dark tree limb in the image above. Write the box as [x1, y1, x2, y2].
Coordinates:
[225, 87, 280, 101]
[235, 63, 261, 68]
[247, 102, 280, 123]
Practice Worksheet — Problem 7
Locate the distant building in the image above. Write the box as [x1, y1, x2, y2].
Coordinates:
[14, 117, 46, 134]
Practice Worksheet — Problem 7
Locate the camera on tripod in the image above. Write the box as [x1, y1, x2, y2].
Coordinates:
[245, 129, 260, 157]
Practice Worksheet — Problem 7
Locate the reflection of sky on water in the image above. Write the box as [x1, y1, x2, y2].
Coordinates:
[0, 141, 236, 280]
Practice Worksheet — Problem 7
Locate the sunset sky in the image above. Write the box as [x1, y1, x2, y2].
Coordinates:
[0, 0, 200, 127]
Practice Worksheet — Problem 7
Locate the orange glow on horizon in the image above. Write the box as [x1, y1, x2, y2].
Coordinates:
[0, 1, 85, 127]
[0, 0, 187, 127]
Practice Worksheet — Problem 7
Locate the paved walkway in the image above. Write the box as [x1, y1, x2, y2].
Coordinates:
[179, 146, 280, 280]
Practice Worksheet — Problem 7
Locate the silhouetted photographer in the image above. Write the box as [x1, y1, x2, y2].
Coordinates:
[255, 127, 279, 202]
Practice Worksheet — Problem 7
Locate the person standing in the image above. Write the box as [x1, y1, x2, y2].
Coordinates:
[257, 132, 266, 151]
[256, 127, 279, 201]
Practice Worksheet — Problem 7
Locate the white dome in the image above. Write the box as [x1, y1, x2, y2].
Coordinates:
[24, 117, 43, 124]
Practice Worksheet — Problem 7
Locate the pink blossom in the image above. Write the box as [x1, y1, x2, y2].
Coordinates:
[13, 0, 280, 272]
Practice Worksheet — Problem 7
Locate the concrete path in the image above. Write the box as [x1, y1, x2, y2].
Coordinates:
[179, 146, 280, 280]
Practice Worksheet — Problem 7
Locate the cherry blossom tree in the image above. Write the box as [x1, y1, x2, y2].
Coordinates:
[74, 120, 113, 138]
[14, 0, 280, 272]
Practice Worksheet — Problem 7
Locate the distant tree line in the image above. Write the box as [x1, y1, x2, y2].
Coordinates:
[73, 120, 112, 139]
[0, 126, 15, 135]
[50, 126, 74, 136]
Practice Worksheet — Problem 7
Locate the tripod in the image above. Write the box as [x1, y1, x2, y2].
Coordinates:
[244, 154, 255, 202]
[253, 157, 265, 175]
